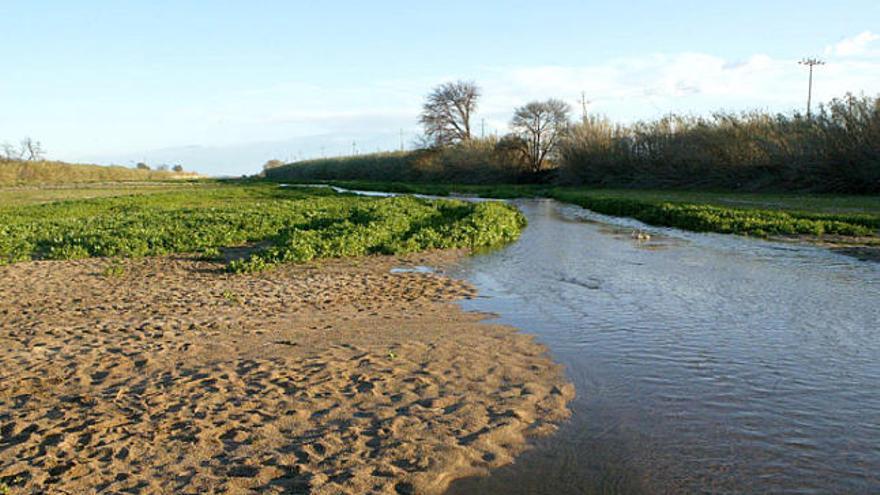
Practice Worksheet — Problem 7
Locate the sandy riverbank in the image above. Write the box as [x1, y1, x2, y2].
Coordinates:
[0, 252, 573, 494]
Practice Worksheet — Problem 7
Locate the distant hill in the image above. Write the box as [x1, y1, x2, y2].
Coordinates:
[0, 159, 198, 186]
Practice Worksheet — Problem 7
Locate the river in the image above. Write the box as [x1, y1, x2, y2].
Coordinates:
[444, 198, 880, 494]
[301, 186, 880, 493]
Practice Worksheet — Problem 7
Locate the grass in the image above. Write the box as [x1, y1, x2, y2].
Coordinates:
[281, 180, 880, 239]
[0, 182, 525, 271]
[0, 181, 214, 207]
[0, 159, 197, 186]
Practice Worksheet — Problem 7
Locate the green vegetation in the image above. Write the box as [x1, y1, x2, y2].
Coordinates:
[264, 139, 532, 185]
[548, 190, 877, 237]
[290, 180, 880, 239]
[0, 159, 196, 186]
[0, 182, 213, 207]
[0, 183, 525, 270]
[228, 195, 524, 272]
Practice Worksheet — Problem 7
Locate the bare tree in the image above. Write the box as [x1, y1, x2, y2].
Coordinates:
[510, 99, 571, 172]
[20, 137, 45, 161]
[1, 142, 19, 160]
[419, 80, 480, 146]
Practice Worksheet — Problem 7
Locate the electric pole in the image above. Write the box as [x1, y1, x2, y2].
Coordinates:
[799, 58, 824, 118]
[400, 128, 404, 152]
[481, 119, 485, 139]
[580, 91, 591, 122]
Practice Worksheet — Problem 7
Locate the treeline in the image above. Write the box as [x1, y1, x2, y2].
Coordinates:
[265, 83, 880, 194]
[0, 159, 196, 186]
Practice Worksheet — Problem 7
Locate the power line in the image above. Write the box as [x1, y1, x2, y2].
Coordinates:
[798, 58, 825, 118]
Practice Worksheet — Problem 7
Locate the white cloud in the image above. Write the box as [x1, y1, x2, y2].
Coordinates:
[825, 31, 880, 57]
[478, 49, 879, 125]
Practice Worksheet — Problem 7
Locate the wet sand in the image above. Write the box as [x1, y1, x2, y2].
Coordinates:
[0, 252, 573, 494]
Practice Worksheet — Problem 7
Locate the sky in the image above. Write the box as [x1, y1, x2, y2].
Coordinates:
[2, 1, 879, 176]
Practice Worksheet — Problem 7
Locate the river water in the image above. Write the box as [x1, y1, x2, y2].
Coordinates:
[441, 198, 880, 494]
[299, 186, 880, 493]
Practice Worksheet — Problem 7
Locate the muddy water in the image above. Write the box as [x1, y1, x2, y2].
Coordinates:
[442, 199, 880, 494]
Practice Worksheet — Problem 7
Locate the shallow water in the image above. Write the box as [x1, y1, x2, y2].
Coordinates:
[441, 199, 880, 494]
[303, 186, 880, 493]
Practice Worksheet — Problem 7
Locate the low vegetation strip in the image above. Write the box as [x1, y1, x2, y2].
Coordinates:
[549, 191, 877, 237]
[287, 181, 880, 239]
[0, 159, 195, 186]
[0, 184, 525, 270]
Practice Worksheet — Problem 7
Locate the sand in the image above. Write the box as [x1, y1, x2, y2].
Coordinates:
[0, 252, 573, 494]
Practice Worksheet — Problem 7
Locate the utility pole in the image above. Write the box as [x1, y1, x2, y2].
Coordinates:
[580, 91, 591, 123]
[352, 141, 357, 156]
[481, 119, 485, 139]
[799, 58, 825, 118]
[399, 129, 404, 152]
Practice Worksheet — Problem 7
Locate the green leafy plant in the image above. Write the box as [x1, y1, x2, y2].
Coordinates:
[0, 184, 525, 271]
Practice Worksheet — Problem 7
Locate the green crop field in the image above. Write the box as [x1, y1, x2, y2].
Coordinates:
[0, 183, 525, 271]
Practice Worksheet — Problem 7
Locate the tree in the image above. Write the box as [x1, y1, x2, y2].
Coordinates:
[20, 137, 45, 161]
[172, 164, 184, 172]
[419, 80, 480, 147]
[262, 159, 285, 171]
[1, 142, 18, 160]
[136, 162, 151, 170]
[510, 99, 571, 172]
[1, 138, 46, 161]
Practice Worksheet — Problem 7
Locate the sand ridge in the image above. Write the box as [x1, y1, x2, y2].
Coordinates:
[0, 252, 573, 494]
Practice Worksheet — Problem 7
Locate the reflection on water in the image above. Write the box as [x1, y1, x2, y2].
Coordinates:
[444, 199, 880, 494]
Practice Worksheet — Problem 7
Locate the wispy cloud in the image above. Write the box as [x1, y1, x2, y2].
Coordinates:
[825, 31, 880, 57]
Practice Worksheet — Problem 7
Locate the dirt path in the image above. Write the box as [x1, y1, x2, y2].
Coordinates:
[0, 252, 573, 494]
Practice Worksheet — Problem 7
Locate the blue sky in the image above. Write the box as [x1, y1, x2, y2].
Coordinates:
[2, 1, 879, 175]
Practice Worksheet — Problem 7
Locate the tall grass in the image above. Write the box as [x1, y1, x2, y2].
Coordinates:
[0, 159, 195, 186]
[559, 94, 880, 193]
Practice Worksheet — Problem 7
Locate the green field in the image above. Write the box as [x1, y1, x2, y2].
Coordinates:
[0, 182, 525, 271]
[0, 181, 214, 207]
[282, 180, 880, 239]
